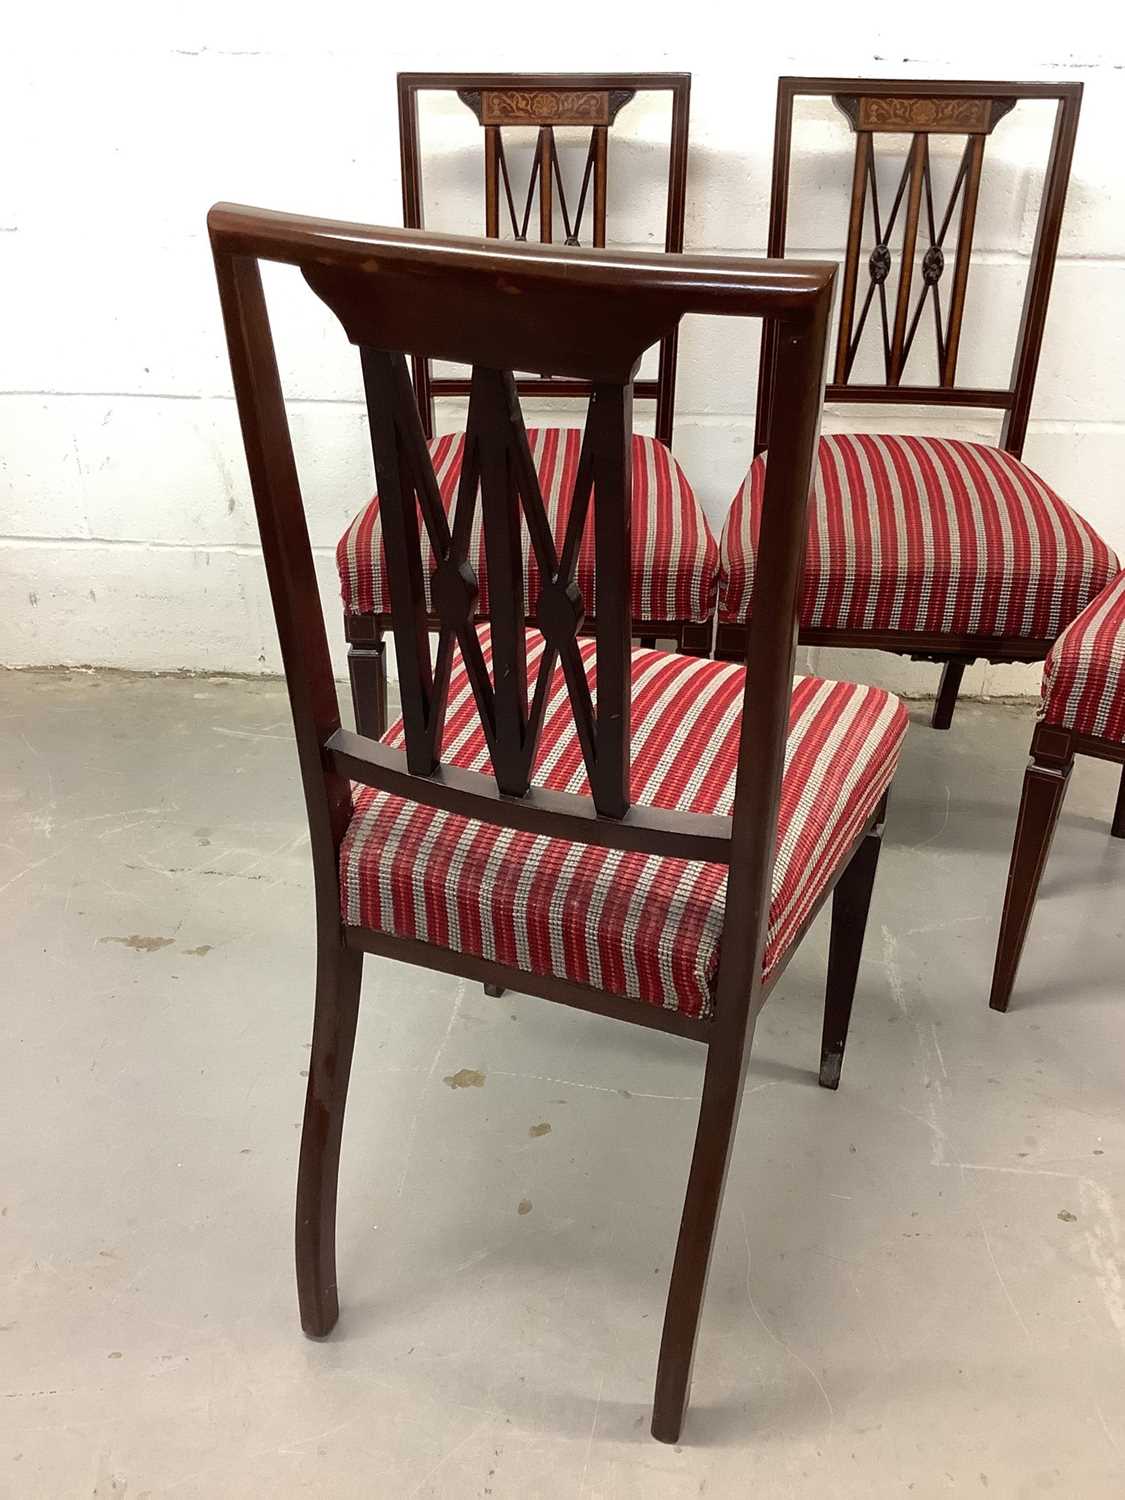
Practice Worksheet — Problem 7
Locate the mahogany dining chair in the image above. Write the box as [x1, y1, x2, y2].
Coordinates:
[210, 204, 908, 1441]
[716, 78, 1118, 729]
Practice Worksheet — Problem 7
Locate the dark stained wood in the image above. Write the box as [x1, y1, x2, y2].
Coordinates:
[889, 133, 927, 384]
[651, 1018, 757, 1442]
[931, 657, 972, 731]
[654, 76, 692, 448]
[296, 940, 363, 1335]
[347, 638, 387, 738]
[991, 720, 1125, 1009]
[942, 133, 986, 385]
[1000, 88, 1083, 455]
[834, 131, 870, 385]
[716, 620, 1059, 663]
[325, 731, 734, 862]
[359, 347, 440, 774]
[819, 796, 886, 1088]
[589, 383, 633, 818]
[208, 204, 896, 1445]
[824, 382, 1014, 408]
[652, 281, 834, 1444]
[399, 72, 690, 442]
[990, 743, 1072, 1012]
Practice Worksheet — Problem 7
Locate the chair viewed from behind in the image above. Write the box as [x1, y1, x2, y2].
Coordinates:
[717, 77, 1118, 728]
[340, 72, 720, 743]
[210, 204, 908, 1442]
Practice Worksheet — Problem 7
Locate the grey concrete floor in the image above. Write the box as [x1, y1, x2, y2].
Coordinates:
[2, 669, 1124, 1499]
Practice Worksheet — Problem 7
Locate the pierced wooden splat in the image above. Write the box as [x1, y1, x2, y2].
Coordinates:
[832, 94, 1016, 389]
[457, 86, 636, 247]
[359, 346, 633, 818]
[399, 74, 690, 448]
[755, 78, 1082, 461]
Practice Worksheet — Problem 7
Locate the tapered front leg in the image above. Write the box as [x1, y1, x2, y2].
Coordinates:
[989, 756, 1071, 1013]
[652, 1030, 754, 1443]
[1112, 764, 1125, 840]
[820, 808, 885, 1089]
[296, 939, 363, 1337]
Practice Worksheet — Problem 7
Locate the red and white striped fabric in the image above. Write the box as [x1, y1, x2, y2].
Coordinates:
[720, 434, 1119, 638]
[339, 631, 907, 1019]
[1040, 570, 1125, 743]
[337, 428, 719, 625]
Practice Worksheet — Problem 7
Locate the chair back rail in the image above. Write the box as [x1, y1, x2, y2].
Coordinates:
[397, 72, 691, 445]
[755, 76, 1082, 459]
[209, 205, 834, 1040]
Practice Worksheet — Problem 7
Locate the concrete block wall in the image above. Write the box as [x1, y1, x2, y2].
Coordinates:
[3, 4, 1122, 702]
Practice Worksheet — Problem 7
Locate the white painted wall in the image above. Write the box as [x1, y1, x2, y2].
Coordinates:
[3, 1, 1123, 701]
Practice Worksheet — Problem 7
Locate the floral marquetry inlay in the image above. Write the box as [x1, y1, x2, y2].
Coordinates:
[480, 90, 611, 126]
[857, 96, 993, 134]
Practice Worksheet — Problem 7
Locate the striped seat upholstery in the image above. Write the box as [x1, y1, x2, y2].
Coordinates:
[1041, 570, 1125, 743]
[340, 632, 908, 1019]
[720, 434, 1119, 638]
[338, 428, 719, 624]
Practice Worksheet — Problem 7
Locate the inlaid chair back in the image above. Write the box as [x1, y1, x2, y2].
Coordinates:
[756, 78, 1083, 459]
[399, 72, 691, 445]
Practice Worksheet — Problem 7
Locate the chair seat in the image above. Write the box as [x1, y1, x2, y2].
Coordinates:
[339, 632, 907, 1019]
[337, 428, 719, 625]
[1041, 570, 1125, 743]
[720, 434, 1119, 640]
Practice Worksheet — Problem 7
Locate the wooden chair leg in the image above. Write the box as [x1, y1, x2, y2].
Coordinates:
[347, 636, 388, 739]
[483, 983, 505, 997]
[639, 635, 658, 649]
[819, 809, 885, 1090]
[1112, 764, 1125, 840]
[931, 657, 971, 730]
[681, 621, 714, 659]
[989, 755, 1071, 1013]
[296, 938, 363, 1337]
[652, 1030, 754, 1443]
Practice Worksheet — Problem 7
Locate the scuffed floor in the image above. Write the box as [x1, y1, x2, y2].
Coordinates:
[2, 668, 1124, 1497]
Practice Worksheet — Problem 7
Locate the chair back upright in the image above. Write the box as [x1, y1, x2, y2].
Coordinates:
[398, 72, 691, 444]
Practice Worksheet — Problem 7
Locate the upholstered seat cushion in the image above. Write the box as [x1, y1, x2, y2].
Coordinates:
[720, 434, 1119, 639]
[1040, 570, 1125, 743]
[337, 428, 719, 624]
[339, 632, 907, 1019]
